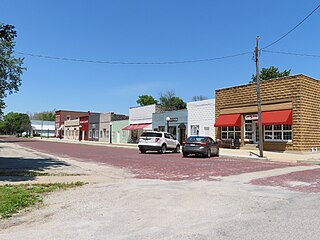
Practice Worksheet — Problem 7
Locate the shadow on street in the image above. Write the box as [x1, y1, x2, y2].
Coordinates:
[0, 157, 70, 182]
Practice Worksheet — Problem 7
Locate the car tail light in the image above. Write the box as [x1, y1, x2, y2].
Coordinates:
[155, 138, 160, 142]
[199, 142, 208, 146]
[182, 141, 186, 145]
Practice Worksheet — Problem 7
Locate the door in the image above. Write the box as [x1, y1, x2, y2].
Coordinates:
[252, 121, 259, 144]
[179, 128, 186, 144]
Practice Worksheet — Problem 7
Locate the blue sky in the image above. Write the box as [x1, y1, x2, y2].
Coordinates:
[2, 0, 320, 115]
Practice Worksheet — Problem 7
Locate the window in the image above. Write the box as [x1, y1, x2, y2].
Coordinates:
[100, 131, 103, 138]
[245, 120, 253, 140]
[221, 126, 241, 140]
[191, 125, 199, 135]
[158, 126, 165, 132]
[89, 130, 92, 138]
[141, 132, 162, 137]
[103, 129, 107, 138]
[66, 115, 70, 121]
[204, 127, 210, 136]
[106, 130, 109, 139]
[95, 130, 99, 138]
[264, 124, 292, 141]
[168, 126, 176, 139]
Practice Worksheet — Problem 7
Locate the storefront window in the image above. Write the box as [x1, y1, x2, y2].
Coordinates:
[221, 126, 241, 140]
[264, 124, 292, 141]
[169, 126, 177, 139]
[245, 120, 253, 140]
[191, 125, 199, 135]
[158, 126, 165, 132]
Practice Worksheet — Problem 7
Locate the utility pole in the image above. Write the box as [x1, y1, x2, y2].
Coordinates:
[255, 36, 263, 157]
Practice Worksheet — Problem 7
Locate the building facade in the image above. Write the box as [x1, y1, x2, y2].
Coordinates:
[123, 104, 163, 143]
[55, 110, 90, 138]
[215, 74, 320, 151]
[187, 98, 215, 138]
[64, 119, 80, 140]
[88, 113, 100, 141]
[31, 120, 55, 137]
[111, 119, 130, 144]
[152, 109, 188, 144]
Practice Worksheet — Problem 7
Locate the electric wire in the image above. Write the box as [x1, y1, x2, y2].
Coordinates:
[262, 49, 320, 58]
[15, 51, 252, 65]
[261, 3, 320, 50]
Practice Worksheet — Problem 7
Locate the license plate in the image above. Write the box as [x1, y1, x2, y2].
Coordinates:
[190, 144, 195, 146]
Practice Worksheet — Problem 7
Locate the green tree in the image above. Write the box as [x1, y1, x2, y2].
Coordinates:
[159, 90, 186, 110]
[251, 66, 291, 83]
[192, 95, 208, 101]
[0, 23, 26, 115]
[30, 110, 56, 121]
[136, 95, 158, 106]
[0, 112, 30, 135]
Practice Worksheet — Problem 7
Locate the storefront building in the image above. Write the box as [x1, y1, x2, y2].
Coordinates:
[215, 74, 320, 151]
[64, 119, 80, 141]
[123, 104, 162, 143]
[152, 109, 188, 144]
[187, 98, 215, 138]
[111, 119, 130, 144]
[79, 116, 89, 141]
[55, 110, 90, 138]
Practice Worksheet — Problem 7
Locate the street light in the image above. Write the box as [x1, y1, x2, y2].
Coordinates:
[109, 122, 113, 144]
[166, 117, 170, 133]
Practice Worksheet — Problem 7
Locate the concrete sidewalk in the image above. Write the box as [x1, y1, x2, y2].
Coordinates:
[35, 137, 320, 164]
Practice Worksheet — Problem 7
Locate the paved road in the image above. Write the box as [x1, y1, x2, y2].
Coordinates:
[1, 136, 297, 181]
[2, 136, 320, 240]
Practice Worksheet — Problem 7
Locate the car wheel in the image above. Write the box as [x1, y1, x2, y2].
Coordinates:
[183, 152, 188, 157]
[160, 144, 166, 154]
[173, 145, 180, 153]
[206, 149, 211, 158]
[140, 150, 146, 154]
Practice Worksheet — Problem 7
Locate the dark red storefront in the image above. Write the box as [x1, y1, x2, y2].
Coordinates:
[79, 116, 89, 141]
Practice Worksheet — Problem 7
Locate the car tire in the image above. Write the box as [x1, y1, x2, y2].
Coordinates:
[173, 145, 180, 153]
[160, 144, 166, 154]
[215, 149, 219, 157]
[183, 152, 188, 157]
[206, 149, 211, 158]
[140, 150, 146, 154]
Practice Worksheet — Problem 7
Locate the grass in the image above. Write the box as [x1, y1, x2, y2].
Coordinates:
[0, 171, 83, 177]
[0, 182, 84, 219]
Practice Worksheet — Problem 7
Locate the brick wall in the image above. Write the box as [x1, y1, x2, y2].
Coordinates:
[215, 74, 320, 151]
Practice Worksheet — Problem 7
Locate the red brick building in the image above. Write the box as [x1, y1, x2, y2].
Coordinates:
[55, 110, 90, 138]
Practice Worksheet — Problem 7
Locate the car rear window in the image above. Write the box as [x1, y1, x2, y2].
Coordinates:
[141, 132, 162, 137]
[186, 136, 207, 142]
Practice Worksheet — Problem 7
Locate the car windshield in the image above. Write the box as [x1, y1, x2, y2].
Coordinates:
[186, 136, 207, 142]
[141, 132, 162, 138]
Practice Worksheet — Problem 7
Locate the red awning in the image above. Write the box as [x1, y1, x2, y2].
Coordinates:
[262, 110, 292, 125]
[122, 123, 151, 130]
[214, 114, 241, 127]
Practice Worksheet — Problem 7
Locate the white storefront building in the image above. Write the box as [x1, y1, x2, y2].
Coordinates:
[123, 104, 162, 143]
[187, 98, 215, 138]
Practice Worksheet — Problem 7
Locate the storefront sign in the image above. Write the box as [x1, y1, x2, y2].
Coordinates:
[245, 114, 258, 121]
[168, 117, 178, 122]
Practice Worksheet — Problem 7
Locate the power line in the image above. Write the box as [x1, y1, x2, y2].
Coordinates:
[15, 51, 252, 65]
[262, 49, 320, 58]
[261, 3, 320, 50]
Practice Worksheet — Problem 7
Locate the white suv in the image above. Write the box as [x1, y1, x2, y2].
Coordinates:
[138, 131, 180, 154]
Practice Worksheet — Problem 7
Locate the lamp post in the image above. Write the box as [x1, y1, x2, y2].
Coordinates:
[110, 122, 113, 144]
[166, 117, 170, 133]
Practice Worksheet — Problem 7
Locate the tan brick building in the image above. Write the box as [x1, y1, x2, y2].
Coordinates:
[215, 74, 320, 151]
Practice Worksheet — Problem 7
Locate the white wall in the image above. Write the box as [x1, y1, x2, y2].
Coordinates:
[187, 98, 215, 138]
[129, 104, 156, 127]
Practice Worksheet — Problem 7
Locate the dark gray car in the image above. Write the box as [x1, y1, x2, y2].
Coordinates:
[182, 136, 219, 158]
